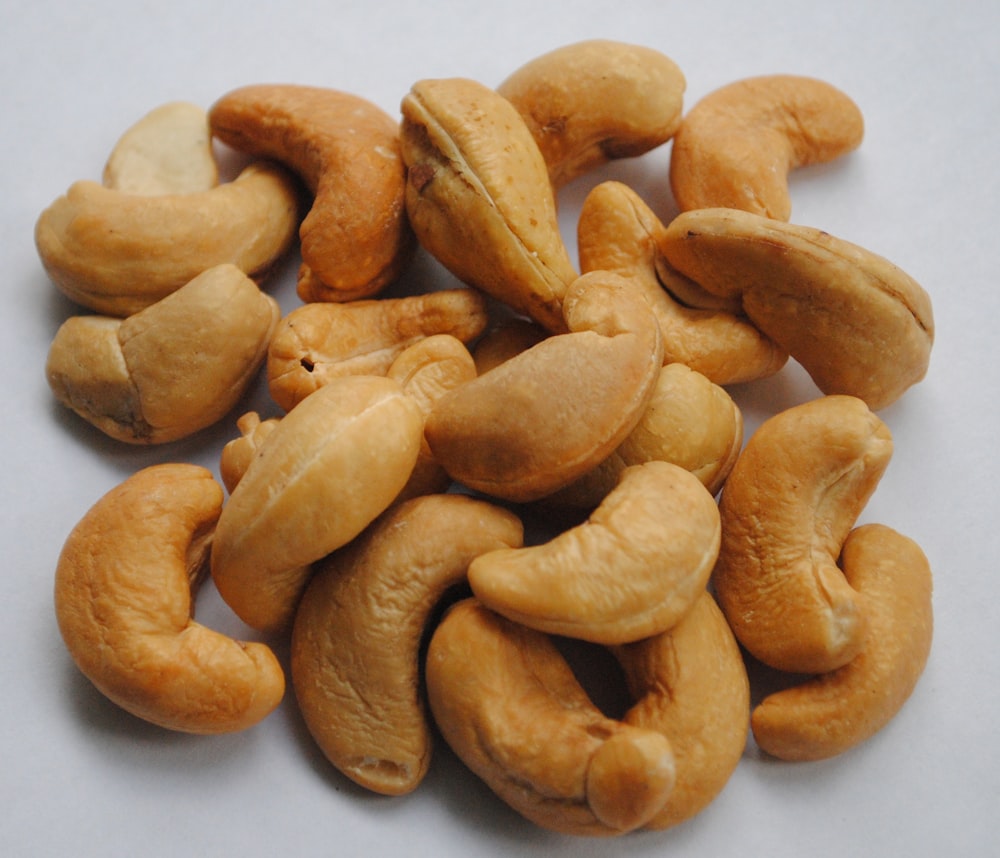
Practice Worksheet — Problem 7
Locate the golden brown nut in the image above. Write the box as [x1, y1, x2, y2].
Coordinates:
[209, 83, 414, 302]
[670, 74, 864, 220]
[426, 599, 676, 836]
[54, 464, 285, 734]
[471, 316, 548, 375]
[752, 524, 933, 761]
[219, 411, 281, 493]
[291, 494, 523, 795]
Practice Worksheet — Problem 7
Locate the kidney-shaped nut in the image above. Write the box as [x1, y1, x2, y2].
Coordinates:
[661, 207, 934, 410]
[46, 264, 280, 444]
[400, 77, 577, 333]
[424, 270, 663, 503]
[751, 523, 933, 761]
[578, 181, 787, 385]
[426, 598, 676, 836]
[54, 464, 285, 733]
[267, 288, 488, 412]
[713, 395, 893, 674]
[497, 39, 686, 188]
[209, 83, 414, 302]
[211, 375, 424, 634]
[103, 101, 219, 196]
[470, 461, 721, 645]
[669, 74, 864, 221]
[291, 494, 523, 796]
[219, 411, 281, 494]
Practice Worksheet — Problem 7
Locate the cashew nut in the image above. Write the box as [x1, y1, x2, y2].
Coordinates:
[46, 264, 279, 444]
[471, 316, 547, 376]
[291, 494, 523, 796]
[669, 74, 864, 220]
[54, 463, 285, 733]
[497, 39, 685, 188]
[219, 411, 280, 494]
[209, 83, 414, 302]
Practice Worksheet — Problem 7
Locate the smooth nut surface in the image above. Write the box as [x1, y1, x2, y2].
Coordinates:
[219, 411, 281, 493]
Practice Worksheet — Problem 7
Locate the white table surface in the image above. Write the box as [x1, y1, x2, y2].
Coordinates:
[3, 1, 998, 855]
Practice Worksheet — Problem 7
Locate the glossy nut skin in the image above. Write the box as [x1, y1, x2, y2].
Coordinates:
[54, 464, 285, 734]
[752, 524, 933, 761]
[291, 494, 523, 796]
[46, 264, 280, 444]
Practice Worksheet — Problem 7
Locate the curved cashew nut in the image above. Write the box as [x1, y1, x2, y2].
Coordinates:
[713, 395, 893, 674]
[291, 494, 523, 796]
[751, 524, 933, 761]
[497, 39, 685, 188]
[669, 74, 864, 220]
[209, 83, 415, 302]
[469, 461, 721, 645]
[211, 375, 424, 633]
[54, 464, 284, 733]
[46, 264, 279, 444]
[426, 598, 676, 836]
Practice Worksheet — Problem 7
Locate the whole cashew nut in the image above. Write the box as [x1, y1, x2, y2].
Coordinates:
[54, 464, 285, 733]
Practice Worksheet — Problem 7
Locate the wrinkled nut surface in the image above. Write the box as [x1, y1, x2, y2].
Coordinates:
[267, 288, 488, 412]
[669, 74, 864, 220]
[211, 375, 424, 633]
[661, 207, 934, 410]
[470, 461, 721, 645]
[751, 523, 933, 761]
[578, 180, 787, 385]
[426, 599, 676, 836]
[612, 590, 749, 830]
[46, 264, 279, 444]
[424, 270, 663, 503]
[291, 494, 523, 796]
[219, 411, 281, 493]
[497, 39, 685, 188]
[209, 83, 414, 302]
[103, 101, 219, 195]
[54, 463, 285, 733]
[713, 395, 893, 674]
[400, 77, 577, 333]
[35, 160, 300, 316]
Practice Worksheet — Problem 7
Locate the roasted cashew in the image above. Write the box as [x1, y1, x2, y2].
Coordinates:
[46, 264, 279, 444]
[209, 83, 414, 302]
[661, 207, 934, 410]
[424, 270, 663, 503]
[400, 76, 577, 333]
[471, 316, 548, 375]
[54, 464, 284, 733]
[750, 524, 933, 761]
[291, 494, 523, 795]
[469, 461, 720, 645]
[669, 74, 864, 220]
[713, 395, 893, 674]
[497, 39, 685, 188]
[219, 411, 281, 494]
[211, 375, 424, 633]
[426, 599, 676, 836]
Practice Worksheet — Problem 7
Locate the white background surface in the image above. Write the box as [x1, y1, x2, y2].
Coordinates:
[3, 1, 999, 855]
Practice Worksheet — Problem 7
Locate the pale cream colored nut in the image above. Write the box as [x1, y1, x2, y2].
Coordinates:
[291, 494, 524, 796]
[611, 590, 749, 830]
[46, 264, 279, 444]
[103, 101, 219, 195]
[211, 375, 424, 633]
[426, 598, 676, 836]
[469, 461, 721, 645]
[267, 287, 487, 412]
[35, 160, 300, 316]
[471, 316, 548, 375]
[578, 180, 787, 385]
[751, 523, 933, 761]
[497, 39, 685, 188]
[669, 74, 864, 220]
[209, 83, 414, 302]
[219, 411, 281, 494]
[424, 270, 663, 503]
[400, 77, 577, 333]
[713, 395, 893, 674]
[661, 207, 934, 410]
[54, 463, 285, 733]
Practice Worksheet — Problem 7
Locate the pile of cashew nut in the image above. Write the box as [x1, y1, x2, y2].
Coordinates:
[43, 39, 934, 837]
